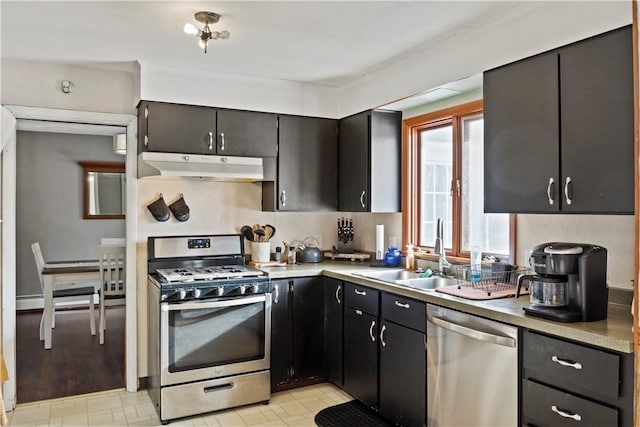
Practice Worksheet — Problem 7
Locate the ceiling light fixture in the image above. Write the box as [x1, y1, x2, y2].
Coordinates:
[184, 11, 230, 54]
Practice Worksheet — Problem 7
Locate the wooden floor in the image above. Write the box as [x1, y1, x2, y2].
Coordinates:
[16, 306, 125, 403]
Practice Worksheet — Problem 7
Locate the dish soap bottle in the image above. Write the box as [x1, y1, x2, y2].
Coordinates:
[405, 243, 415, 270]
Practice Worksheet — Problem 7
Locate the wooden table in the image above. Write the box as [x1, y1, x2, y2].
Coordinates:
[40, 260, 100, 350]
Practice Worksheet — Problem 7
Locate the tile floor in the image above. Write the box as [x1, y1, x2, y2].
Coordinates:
[7, 382, 353, 427]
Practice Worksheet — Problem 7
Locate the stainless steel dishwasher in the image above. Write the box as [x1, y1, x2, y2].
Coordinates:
[426, 304, 518, 427]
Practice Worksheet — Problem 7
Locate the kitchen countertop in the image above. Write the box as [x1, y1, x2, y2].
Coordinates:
[258, 260, 635, 353]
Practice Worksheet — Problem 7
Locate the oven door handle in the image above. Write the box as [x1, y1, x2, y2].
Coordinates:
[161, 294, 267, 311]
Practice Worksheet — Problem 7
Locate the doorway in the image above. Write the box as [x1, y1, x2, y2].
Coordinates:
[1, 106, 137, 410]
[15, 129, 126, 402]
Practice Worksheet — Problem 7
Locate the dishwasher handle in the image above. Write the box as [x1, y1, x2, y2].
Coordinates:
[427, 313, 516, 348]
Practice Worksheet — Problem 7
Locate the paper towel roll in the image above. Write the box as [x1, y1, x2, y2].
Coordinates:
[376, 224, 384, 260]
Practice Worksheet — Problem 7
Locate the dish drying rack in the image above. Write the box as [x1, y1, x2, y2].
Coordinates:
[453, 264, 531, 297]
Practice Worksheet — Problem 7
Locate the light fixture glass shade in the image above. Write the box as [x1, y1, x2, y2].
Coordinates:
[198, 39, 207, 50]
[183, 23, 199, 35]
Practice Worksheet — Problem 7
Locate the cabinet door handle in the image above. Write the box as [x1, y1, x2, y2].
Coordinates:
[547, 177, 555, 205]
[208, 132, 214, 150]
[335, 284, 341, 304]
[144, 106, 149, 119]
[564, 176, 572, 205]
[395, 300, 410, 309]
[360, 190, 366, 208]
[144, 135, 149, 146]
[354, 289, 366, 296]
[379, 324, 386, 347]
[369, 320, 376, 342]
[280, 190, 286, 207]
[273, 284, 279, 304]
[551, 405, 582, 421]
[220, 132, 225, 151]
[551, 355, 582, 370]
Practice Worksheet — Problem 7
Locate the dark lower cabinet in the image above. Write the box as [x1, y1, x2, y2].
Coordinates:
[343, 306, 378, 410]
[521, 330, 634, 427]
[379, 293, 426, 427]
[324, 278, 343, 386]
[341, 282, 426, 426]
[270, 277, 325, 390]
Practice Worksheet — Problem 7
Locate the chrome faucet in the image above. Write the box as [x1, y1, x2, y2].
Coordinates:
[434, 218, 451, 273]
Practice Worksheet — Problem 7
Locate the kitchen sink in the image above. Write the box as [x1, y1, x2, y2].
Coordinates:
[394, 276, 458, 291]
[354, 269, 458, 291]
[354, 269, 421, 282]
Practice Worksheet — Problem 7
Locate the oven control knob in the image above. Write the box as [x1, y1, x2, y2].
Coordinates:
[239, 285, 246, 294]
[251, 284, 260, 294]
[216, 287, 224, 296]
[178, 289, 187, 300]
[193, 288, 202, 299]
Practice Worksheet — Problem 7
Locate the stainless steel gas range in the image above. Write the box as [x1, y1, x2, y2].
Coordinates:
[147, 234, 271, 424]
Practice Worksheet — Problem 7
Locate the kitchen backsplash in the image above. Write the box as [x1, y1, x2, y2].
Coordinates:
[136, 180, 634, 290]
[137, 179, 402, 254]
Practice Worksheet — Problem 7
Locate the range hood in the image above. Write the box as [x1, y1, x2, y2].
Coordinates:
[138, 152, 264, 181]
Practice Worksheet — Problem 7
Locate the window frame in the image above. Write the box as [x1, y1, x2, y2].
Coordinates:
[402, 100, 516, 264]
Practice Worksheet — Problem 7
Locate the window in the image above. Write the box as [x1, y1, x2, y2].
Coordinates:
[403, 100, 514, 262]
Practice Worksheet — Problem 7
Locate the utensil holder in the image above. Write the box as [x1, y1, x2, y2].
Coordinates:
[251, 242, 271, 263]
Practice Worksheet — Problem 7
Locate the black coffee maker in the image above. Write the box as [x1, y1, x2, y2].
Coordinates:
[516, 242, 608, 322]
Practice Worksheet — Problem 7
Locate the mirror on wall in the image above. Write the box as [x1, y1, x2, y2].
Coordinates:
[79, 161, 126, 219]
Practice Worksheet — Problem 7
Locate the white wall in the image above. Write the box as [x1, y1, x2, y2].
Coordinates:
[339, 1, 632, 116]
[140, 65, 339, 118]
[517, 215, 634, 290]
[1, 59, 139, 114]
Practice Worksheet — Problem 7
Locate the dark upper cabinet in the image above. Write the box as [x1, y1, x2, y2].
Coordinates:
[323, 278, 343, 387]
[263, 115, 338, 211]
[138, 101, 216, 154]
[484, 26, 633, 214]
[270, 277, 325, 390]
[338, 110, 402, 212]
[558, 27, 634, 213]
[484, 52, 559, 213]
[216, 109, 277, 157]
[137, 101, 276, 157]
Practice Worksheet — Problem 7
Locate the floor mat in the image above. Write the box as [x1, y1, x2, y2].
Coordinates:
[314, 400, 393, 427]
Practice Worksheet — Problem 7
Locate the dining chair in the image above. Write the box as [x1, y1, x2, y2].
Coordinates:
[31, 242, 97, 339]
[97, 244, 126, 344]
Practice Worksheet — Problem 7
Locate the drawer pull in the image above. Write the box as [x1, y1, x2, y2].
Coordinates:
[394, 300, 410, 309]
[551, 355, 582, 370]
[354, 289, 367, 296]
[547, 177, 555, 205]
[355, 309, 363, 315]
[551, 405, 582, 421]
[369, 320, 376, 342]
[204, 382, 234, 393]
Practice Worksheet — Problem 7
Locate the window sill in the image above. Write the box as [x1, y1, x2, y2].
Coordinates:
[412, 251, 470, 265]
